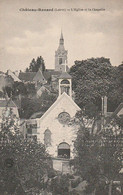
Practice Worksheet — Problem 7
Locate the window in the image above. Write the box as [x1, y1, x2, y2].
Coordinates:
[59, 58, 62, 64]
[26, 134, 37, 142]
[61, 79, 70, 84]
[44, 129, 51, 147]
[61, 86, 70, 95]
[58, 142, 70, 159]
[58, 112, 70, 124]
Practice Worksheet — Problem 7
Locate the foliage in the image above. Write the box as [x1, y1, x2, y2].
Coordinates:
[69, 57, 123, 114]
[50, 174, 70, 195]
[20, 91, 57, 119]
[3, 82, 36, 98]
[26, 56, 45, 72]
[71, 177, 81, 188]
[0, 109, 53, 194]
[72, 111, 123, 195]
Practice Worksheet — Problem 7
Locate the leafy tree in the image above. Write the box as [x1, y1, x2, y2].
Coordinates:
[50, 174, 70, 195]
[69, 57, 123, 114]
[12, 82, 27, 96]
[20, 91, 57, 118]
[25, 83, 36, 96]
[3, 82, 37, 99]
[27, 56, 45, 72]
[36, 56, 45, 72]
[0, 108, 53, 194]
[72, 111, 123, 195]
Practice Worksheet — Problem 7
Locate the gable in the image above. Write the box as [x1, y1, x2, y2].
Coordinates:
[40, 92, 80, 121]
[7, 70, 21, 82]
[33, 69, 47, 84]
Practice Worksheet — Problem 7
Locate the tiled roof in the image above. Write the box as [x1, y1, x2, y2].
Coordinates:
[33, 69, 47, 84]
[0, 99, 17, 107]
[19, 72, 36, 82]
[7, 70, 21, 82]
[37, 85, 51, 92]
[43, 69, 61, 80]
[59, 72, 72, 79]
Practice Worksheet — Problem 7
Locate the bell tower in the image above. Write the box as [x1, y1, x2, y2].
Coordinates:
[58, 63, 72, 97]
[55, 31, 68, 72]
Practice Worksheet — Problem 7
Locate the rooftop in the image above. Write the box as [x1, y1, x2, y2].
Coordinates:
[0, 99, 17, 107]
[19, 72, 36, 82]
[59, 71, 72, 79]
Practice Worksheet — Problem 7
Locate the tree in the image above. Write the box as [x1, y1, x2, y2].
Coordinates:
[20, 91, 57, 119]
[69, 57, 123, 114]
[36, 56, 45, 72]
[3, 82, 37, 100]
[50, 174, 70, 195]
[0, 108, 53, 194]
[71, 111, 123, 195]
[27, 56, 45, 72]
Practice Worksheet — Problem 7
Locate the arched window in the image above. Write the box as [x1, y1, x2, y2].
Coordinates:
[44, 128, 51, 147]
[61, 79, 70, 84]
[59, 58, 62, 64]
[58, 142, 70, 159]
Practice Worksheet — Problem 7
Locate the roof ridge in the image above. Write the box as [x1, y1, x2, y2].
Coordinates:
[39, 92, 80, 121]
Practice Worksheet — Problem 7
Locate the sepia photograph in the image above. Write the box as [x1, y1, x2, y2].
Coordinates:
[0, 0, 123, 194]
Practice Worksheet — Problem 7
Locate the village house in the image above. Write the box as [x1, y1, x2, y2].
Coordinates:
[19, 68, 47, 86]
[0, 98, 19, 119]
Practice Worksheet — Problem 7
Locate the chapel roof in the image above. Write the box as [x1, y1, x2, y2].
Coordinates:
[43, 69, 61, 80]
[59, 71, 72, 79]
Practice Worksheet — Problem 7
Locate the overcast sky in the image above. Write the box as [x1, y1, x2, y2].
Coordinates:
[0, 0, 123, 72]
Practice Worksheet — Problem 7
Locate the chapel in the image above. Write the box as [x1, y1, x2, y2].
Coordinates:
[22, 32, 81, 173]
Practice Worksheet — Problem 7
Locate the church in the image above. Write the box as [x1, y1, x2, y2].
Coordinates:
[22, 32, 81, 173]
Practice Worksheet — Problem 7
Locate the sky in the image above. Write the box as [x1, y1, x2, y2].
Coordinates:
[0, 0, 123, 72]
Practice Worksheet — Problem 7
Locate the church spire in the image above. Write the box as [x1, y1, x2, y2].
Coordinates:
[59, 30, 64, 45]
[55, 31, 68, 71]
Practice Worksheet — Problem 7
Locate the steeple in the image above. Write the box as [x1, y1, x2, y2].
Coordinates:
[59, 31, 64, 45]
[55, 31, 68, 72]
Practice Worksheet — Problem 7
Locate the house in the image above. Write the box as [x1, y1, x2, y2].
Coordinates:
[7, 69, 21, 82]
[0, 98, 19, 119]
[0, 71, 14, 92]
[19, 68, 47, 86]
[36, 85, 51, 97]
